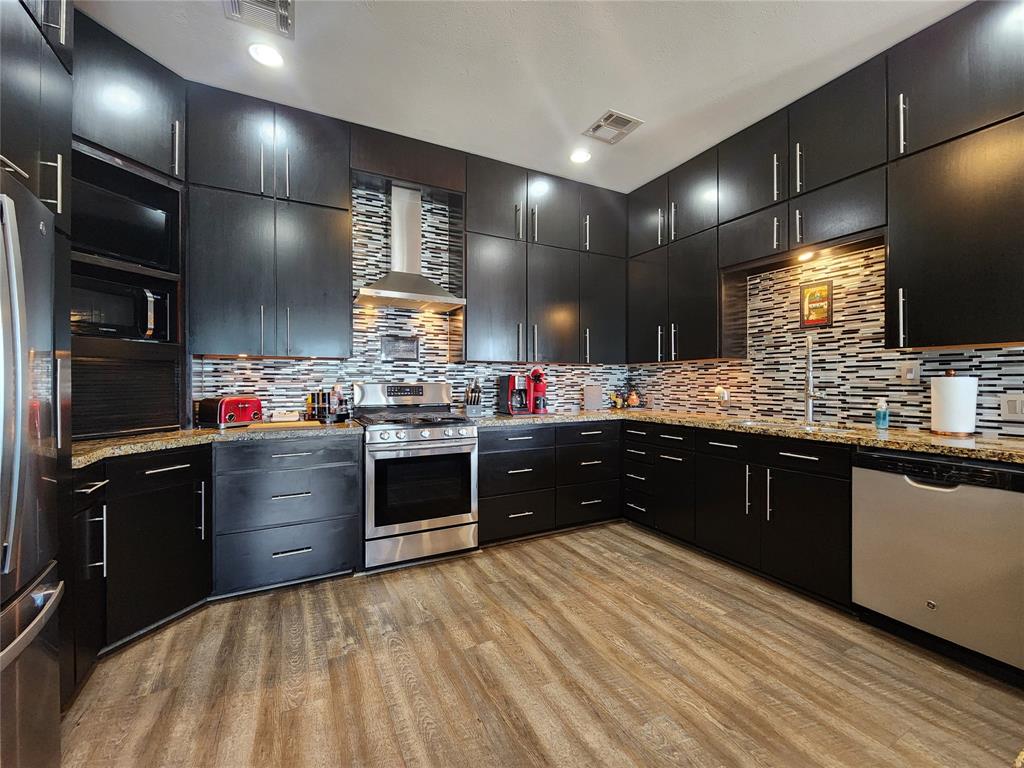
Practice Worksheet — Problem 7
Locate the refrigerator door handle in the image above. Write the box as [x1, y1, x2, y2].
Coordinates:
[0, 580, 63, 673]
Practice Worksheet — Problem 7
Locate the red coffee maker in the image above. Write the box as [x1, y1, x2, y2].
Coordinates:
[528, 367, 549, 414]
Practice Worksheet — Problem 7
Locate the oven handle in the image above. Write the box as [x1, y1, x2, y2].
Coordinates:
[366, 439, 478, 459]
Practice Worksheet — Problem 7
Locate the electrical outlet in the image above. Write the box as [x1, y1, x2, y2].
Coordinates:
[1000, 394, 1024, 421]
[895, 361, 920, 383]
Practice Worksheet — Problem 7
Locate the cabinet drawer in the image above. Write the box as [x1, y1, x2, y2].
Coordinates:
[623, 489, 655, 528]
[556, 422, 619, 445]
[479, 448, 556, 496]
[623, 460, 655, 493]
[73, 463, 107, 512]
[479, 427, 555, 453]
[215, 464, 360, 534]
[106, 447, 210, 499]
[557, 443, 621, 485]
[556, 481, 620, 527]
[648, 424, 694, 450]
[623, 441, 655, 465]
[215, 437, 359, 473]
[622, 422, 655, 442]
[215, 517, 359, 595]
[694, 429, 756, 458]
[479, 490, 556, 543]
[757, 438, 851, 479]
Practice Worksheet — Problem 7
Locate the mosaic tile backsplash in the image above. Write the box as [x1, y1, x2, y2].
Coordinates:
[193, 190, 1024, 436]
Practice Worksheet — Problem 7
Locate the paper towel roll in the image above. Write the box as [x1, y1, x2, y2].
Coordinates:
[930, 373, 978, 435]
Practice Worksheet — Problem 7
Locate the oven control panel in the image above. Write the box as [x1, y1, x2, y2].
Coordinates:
[386, 385, 424, 397]
[365, 425, 476, 444]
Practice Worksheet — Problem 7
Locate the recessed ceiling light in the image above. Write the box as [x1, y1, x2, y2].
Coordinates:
[797, 251, 815, 262]
[570, 148, 592, 164]
[249, 43, 283, 68]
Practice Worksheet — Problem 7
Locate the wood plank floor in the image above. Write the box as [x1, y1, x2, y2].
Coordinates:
[61, 523, 1024, 767]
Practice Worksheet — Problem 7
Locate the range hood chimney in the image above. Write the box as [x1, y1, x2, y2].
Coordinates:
[353, 184, 466, 313]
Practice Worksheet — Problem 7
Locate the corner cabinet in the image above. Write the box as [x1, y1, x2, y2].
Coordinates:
[628, 175, 667, 256]
[627, 247, 668, 363]
[526, 172, 579, 251]
[580, 252, 626, 364]
[667, 229, 719, 361]
[580, 185, 627, 258]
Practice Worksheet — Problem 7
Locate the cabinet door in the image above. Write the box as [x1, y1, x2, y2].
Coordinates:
[39, 41, 71, 234]
[789, 168, 885, 250]
[70, 503, 106, 688]
[652, 450, 695, 542]
[106, 480, 209, 643]
[274, 105, 350, 209]
[627, 247, 668, 363]
[580, 252, 625, 364]
[789, 57, 886, 196]
[887, 116, 1024, 349]
[73, 12, 185, 178]
[466, 155, 527, 240]
[527, 172, 579, 250]
[718, 110, 788, 223]
[188, 187, 277, 355]
[1, 0, 40, 195]
[695, 454, 759, 568]
[888, 2, 1024, 160]
[187, 83, 274, 195]
[718, 202, 788, 269]
[275, 202, 352, 357]
[40, 0, 72, 73]
[628, 174, 667, 256]
[527, 244, 579, 363]
[580, 185, 626, 257]
[668, 229, 719, 361]
[466, 233, 526, 361]
[668, 148, 718, 240]
[760, 468, 850, 604]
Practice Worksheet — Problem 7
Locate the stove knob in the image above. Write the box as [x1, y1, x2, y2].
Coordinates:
[396, 430, 407, 440]
[444, 428, 454, 437]
[379, 431, 390, 441]
[458, 428, 468, 437]
[420, 429, 431, 439]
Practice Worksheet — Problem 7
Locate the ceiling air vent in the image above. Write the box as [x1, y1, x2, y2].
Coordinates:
[224, 0, 295, 39]
[584, 110, 644, 145]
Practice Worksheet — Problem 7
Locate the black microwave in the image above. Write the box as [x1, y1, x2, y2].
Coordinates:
[71, 275, 173, 342]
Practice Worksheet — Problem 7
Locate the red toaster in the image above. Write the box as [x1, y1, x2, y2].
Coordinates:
[195, 396, 263, 428]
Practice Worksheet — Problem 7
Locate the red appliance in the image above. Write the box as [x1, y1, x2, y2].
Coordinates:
[496, 375, 531, 415]
[528, 368, 548, 414]
[195, 396, 263, 428]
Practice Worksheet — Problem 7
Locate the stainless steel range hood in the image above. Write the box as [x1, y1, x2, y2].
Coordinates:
[354, 184, 466, 313]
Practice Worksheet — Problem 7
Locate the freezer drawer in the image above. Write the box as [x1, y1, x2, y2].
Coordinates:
[852, 466, 1024, 669]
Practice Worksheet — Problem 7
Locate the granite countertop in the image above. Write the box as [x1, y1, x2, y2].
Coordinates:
[474, 409, 1024, 465]
[72, 420, 363, 469]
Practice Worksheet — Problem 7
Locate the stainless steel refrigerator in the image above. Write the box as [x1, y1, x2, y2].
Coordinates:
[0, 174, 62, 768]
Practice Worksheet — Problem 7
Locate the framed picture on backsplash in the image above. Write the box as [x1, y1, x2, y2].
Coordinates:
[800, 280, 833, 329]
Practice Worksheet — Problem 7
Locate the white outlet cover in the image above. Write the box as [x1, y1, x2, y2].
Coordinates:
[1000, 394, 1024, 421]
[896, 361, 920, 382]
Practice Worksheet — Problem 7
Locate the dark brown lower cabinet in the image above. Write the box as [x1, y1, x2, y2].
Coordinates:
[479, 490, 556, 544]
[651, 450, 695, 542]
[556, 481, 620, 527]
[694, 453, 759, 569]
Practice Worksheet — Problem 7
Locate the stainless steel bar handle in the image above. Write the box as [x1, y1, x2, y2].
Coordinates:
[766, 468, 772, 522]
[260, 304, 265, 355]
[584, 214, 591, 251]
[271, 451, 313, 458]
[626, 502, 647, 513]
[585, 328, 590, 363]
[272, 547, 312, 559]
[708, 441, 738, 449]
[517, 322, 524, 361]
[285, 149, 291, 198]
[533, 324, 539, 360]
[39, 154, 63, 213]
[144, 463, 191, 475]
[0, 154, 29, 180]
[55, 358, 64, 449]
[580, 499, 603, 506]
[41, 0, 68, 44]
[795, 143, 802, 192]
[656, 325, 663, 362]
[197, 481, 206, 541]
[508, 511, 534, 519]
[772, 153, 779, 200]
[670, 323, 677, 361]
[286, 307, 291, 355]
[143, 289, 156, 338]
[657, 208, 663, 245]
[626, 449, 646, 456]
[76, 480, 109, 495]
[172, 121, 180, 176]
[515, 203, 523, 240]
[658, 454, 684, 462]
[579, 460, 603, 466]
[625, 429, 647, 436]
[532, 206, 538, 242]
[626, 473, 647, 481]
[659, 434, 685, 441]
[898, 93, 907, 154]
[778, 451, 819, 462]
[507, 468, 534, 474]
[271, 491, 312, 501]
[580, 430, 603, 436]
[795, 209, 803, 243]
[259, 143, 265, 194]
[102, 504, 108, 576]
[506, 436, 533, 442]
[897, 288, 906, 347]
[670, 202, 677, 241]
[745, 464, 750, 515]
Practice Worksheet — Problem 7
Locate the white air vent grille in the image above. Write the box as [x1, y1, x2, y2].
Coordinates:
[224, 0, 295, 39]
[584, 110, 644, 145]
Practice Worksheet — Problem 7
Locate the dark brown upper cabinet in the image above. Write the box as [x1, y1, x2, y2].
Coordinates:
[628, 174, 668, 256]
[667, 147, 718, 240]
[527, 172, 580, 251]
[273, 106, 350, 210]
[886, 115, 1024, 349]
[350, 126, 465, 192]
[187, 84, 277, 197]
[1, 0, 41, 197]
[40, 0, 72, 73]
[73, 12, 185, 179]
[580, 252, 626, 363]
[668, 229, 719, 361]
[789, 57, 886, 196]
[718, 201, 788, 269]
[789, 168, 885, 251]
[717, 110, 788, 223]
[627, 246, 669, 363]
[465, 233, 527, 362]
[580, 185, 627, 258]
[527, 244, 580, 363]
[39, 40, 71, 234]
[466, 155, 527, 241]
[888, 1, 1024, 161]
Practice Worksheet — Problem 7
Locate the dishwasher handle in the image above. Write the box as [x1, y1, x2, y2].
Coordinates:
[903, 475, 960, 493]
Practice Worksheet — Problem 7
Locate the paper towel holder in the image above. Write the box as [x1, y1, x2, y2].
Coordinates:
[930, 369, 978, 437]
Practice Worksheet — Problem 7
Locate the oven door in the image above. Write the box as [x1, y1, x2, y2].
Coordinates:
[365, 440, 478, 539]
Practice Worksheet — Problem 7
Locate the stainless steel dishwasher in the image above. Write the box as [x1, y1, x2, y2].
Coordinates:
[852, 451, 1024, 670]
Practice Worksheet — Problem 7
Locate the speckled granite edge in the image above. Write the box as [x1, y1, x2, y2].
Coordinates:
[475, 410, 1024, 465]
[72, 422, 364, 469]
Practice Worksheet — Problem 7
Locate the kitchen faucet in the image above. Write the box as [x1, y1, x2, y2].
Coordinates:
[804, 335, 826, 424]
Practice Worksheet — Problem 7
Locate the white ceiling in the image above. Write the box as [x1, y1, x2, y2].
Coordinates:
[78, 0, 967, 193]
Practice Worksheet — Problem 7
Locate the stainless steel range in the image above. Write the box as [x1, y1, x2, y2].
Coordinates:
[354, 382, 478, 568]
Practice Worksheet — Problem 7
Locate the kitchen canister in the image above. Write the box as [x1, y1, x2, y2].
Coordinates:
[930, 370, 978, 436]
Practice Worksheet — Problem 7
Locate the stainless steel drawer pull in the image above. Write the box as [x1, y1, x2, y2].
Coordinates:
[659, 434, 686, 441]
[580, 430, 603, 436]
[626, 449, 646, 456]
[271, 547, 313, 559]
[707, 441, 738, 449]
[778, 451, 819, 462]
[626, 473, 647, 481]
[658, 454, 684, 462]
[75, 479, 109, 495]
[271, 491, 313, 501]
[626, 502, 646, 513]
[508, 511, 534, 519]
[507, 468, 534, 474]
[579, 460, 603, 466]
[625, 429, 646, 435]
[271, 451, 314, 458]
[144, 463, 191, 475]
[580, 499, 603, 506]
[506, 436, 534, 441]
